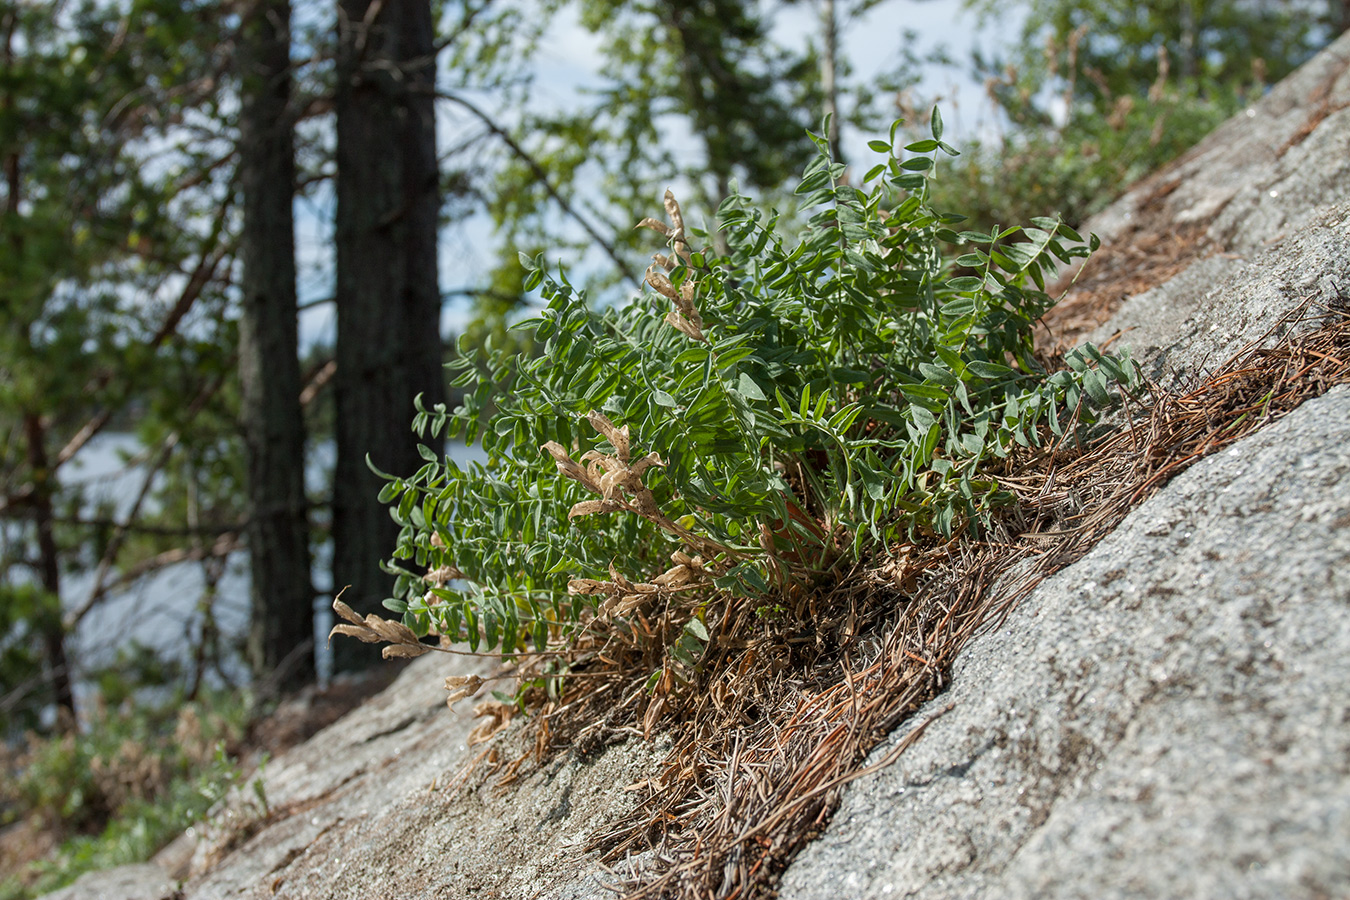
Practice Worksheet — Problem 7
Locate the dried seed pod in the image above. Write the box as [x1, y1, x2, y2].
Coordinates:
[569, 499, 624, 519]
[444, 674, 485, 705]
[586, 411, 630, 461]
[328, 623, 381, 644]
[425, 565, 463, 587]
[646, 267, 680, 301]
[542, 441, 597, 491]
[665, 310, 706, 343]
[615, 594, 646, 615]
[568, 578, 620, 596]
[382, 643, 430, 659]
[635, 216, 671, 237]
[653, 564, 694, 588]
[332, 595, 364, 626]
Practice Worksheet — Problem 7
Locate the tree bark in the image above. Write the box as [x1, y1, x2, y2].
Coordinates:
[333, 0, 444, 671]
[6, 14, 74, 726]
[22, 413, 76, 726]
[238, 0, 314, 691]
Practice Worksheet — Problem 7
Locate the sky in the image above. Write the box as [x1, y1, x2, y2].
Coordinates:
[295, 0, 1017, 349]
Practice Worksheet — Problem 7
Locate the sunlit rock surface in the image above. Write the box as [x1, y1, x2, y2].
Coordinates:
[779, 29, 1350, 900]
[779, 387, 1350, 899]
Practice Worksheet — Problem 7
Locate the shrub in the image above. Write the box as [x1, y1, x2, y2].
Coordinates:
[0, 689, 251, 900]
[361, 113, 1138, 674]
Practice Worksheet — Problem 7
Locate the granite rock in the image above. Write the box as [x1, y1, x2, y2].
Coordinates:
[35, 863, 174, 900]
[777, 31, 1350, 900]
[778, 386, 1350, 900]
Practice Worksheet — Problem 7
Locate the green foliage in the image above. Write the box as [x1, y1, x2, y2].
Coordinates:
[928, 0, 1334, 230]
[371, 116, 1138, 662]
[0, 0, 242, 723]
[479, 0, 823, 307]
[0, 585, 61, 733]
[982, 0, 1326, 108]
[926, 86, 1228, 233]
[0, 689, 251, 900]
[578, 0, 820, 196]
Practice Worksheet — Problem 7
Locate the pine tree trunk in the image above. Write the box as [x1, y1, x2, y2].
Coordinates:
[332, 0, 444, 671]
[6, 16, 74, 725]
[238, 0, 314, 691]
[22, 413, 76, 726]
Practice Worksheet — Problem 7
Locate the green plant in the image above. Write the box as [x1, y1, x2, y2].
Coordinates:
[926, 69, 1256, 232]
[0, 689, 252, 900]
[923, 0, 1331, 233]
[360, 113, 1138, 671]
[0, 585, 61, 735]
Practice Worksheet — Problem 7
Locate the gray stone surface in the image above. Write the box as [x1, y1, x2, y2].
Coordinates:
[36, 863, 174, 900]
[779, 385, 1350, 900]
[171, 650, 662, 900]
[1080, 31, 1350, 385]
[1096, 203, 1349, 387]
[1088, 30, 1350, 248]
[775, 37, 1350, 898]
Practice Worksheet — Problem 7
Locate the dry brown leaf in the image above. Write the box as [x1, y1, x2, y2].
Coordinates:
[328, 622, 380, 643]
[382, 643, 430, 659]
[642, 693, 667, 740]
[570, 499, 624, 519]
[467, 700, 515, 745]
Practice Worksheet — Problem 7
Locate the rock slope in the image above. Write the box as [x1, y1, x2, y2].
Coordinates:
[779, 29, 1350, 900]
[779, 386, 1350, 899]
[1047, 29, 1350, 379]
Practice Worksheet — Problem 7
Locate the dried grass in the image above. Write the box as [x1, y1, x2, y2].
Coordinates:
[510, 287, 1349, 900]
[1038, 216, 1211, 352]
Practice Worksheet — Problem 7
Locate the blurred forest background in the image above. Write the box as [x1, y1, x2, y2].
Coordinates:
[0, 0, 1343, 893]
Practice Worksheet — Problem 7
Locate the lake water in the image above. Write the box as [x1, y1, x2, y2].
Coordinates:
[59, 433, 486, 701]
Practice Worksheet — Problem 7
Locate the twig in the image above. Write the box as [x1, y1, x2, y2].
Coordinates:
[438, 90, 640, 290]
